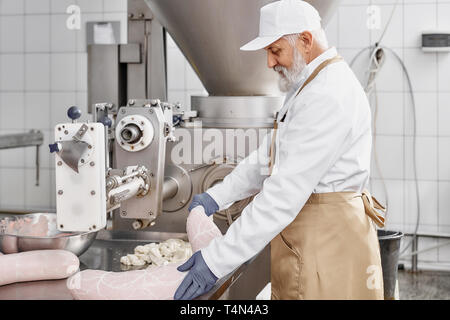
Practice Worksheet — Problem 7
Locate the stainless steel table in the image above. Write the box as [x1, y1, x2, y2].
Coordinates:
[0, 222, 270, 300]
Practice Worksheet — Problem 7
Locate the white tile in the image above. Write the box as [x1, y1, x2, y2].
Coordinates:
[339, 48, 370, 86]
[404, 92, 438, 136]
[25, 168, 52, 209]
[418, 237, 438, 262]
[374, 48, 404, 92]
[77, 0, 103, 13]
[0, 168, 25, 209]
[371, 135, 403, 179]
[370, 4, 403, 48]
[24, 92, 50, 130]
[438, 53, 450, 93]
[76, 53, 88, 91]
[371, 178, 404, 226]
[324, 8, 338, 48]
[25, 54, 50, 91]
[50, 0, 73, 13]
[0, 16, 24, 52]
[0, 140, 25, 169]
[439, 93, 450, 136]
[50, 92, 77, 126]
[51, 14, 77, 52]
[25, 0, 49, 13]
[341, 0, 370, 5]
[438, 182, 450, 226]
[25, 131, 53, 181]
[0, 93, 25, 130]
[25, 15, 50, 52]
[438, 137, 450, 180]
[372, 92, 403, 135]
[167, 47, 186, 91]
[338, 5, 370, 48]
[75, 91, 90, 123]
[50, 53, 77, 91]
[403, 48, 437, 92]
[103, 0, 127, 12]
[0, 54, 24, 91]
[437, 3, 450, 30]
[405, 136, 438, 180]
[438, 239, 450, 263]
[404, 180, 438, 228]
[0, 0, 24, 14]
[404, 3, 437, 48]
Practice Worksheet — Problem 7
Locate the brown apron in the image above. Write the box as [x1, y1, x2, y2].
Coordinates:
[269, 56, 385, 300]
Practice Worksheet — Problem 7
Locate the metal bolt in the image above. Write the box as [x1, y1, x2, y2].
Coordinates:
[88, 145, 92, 149]
[92, 225, 96, 229]
[57, 161, 62, 166]
[149, 109, 153, 114]
[64, 130, 68, 135]
[121, 211, 127, 216]
[90, 127, 94, 131]
[91, 190, 96, 195]
[57, 127, 61, 131]
[148, 211, 154, 216]
[58, 190, 63, 195]
[140, 121, 145, 125]
[80, 159, 85, 164]
[90, 161, 95, 166]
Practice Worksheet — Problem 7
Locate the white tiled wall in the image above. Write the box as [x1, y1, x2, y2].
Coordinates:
[333, 0, 450, 269]
[1, 0, 450, 269]
[0, 0, 128, 211]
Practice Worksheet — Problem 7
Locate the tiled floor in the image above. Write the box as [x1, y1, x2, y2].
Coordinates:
[398, 270, 450, 300]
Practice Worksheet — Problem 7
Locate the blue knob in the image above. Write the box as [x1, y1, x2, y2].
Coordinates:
[67, 106, 81, 121]
[99, 116, 112, 128]
[49, 143, 60, 153]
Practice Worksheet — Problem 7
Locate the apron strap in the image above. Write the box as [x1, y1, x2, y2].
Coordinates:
[360, 190, 386, 228]
[268, 55, 343, 176]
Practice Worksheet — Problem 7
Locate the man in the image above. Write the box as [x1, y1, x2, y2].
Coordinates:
[174, 0, 384, 300]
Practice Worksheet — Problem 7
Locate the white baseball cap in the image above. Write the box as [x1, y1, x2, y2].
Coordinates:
[240, 0, 322, 51]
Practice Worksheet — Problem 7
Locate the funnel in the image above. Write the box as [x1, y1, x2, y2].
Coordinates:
[145, 0, 341, 96]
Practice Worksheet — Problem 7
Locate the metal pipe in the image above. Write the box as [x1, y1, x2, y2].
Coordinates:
[162, 177, 178, 201]
[411, 235, 418, 272]
[0, 130, 43, 150]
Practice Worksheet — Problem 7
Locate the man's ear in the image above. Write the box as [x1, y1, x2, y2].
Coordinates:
[299, 31, 313, 51]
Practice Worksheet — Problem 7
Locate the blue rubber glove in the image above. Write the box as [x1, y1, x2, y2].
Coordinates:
[174, 251, 218, 300]
[188, 193, 219, 216]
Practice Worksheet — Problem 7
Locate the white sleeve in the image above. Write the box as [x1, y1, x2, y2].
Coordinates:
[206, 132, 272, 211]
[202, 92, 353, 278]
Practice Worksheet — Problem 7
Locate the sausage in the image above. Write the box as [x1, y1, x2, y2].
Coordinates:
[0, 250, 79, 286]
[68, 207, 223, 300]
[0, 279, 74, 300]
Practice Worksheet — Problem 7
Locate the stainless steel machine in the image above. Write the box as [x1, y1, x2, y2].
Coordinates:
[48, 0, 340, 299]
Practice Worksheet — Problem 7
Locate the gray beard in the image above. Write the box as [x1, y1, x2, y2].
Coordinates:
[274, 48, 307, 93]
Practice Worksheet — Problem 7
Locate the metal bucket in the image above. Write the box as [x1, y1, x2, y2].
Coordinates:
[378, 230, 403, 300]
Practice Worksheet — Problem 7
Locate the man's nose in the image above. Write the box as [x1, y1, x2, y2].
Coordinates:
[267, 53, 277, 69]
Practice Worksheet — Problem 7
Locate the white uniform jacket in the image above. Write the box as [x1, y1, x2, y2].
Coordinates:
[202, 47, 373, 278]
